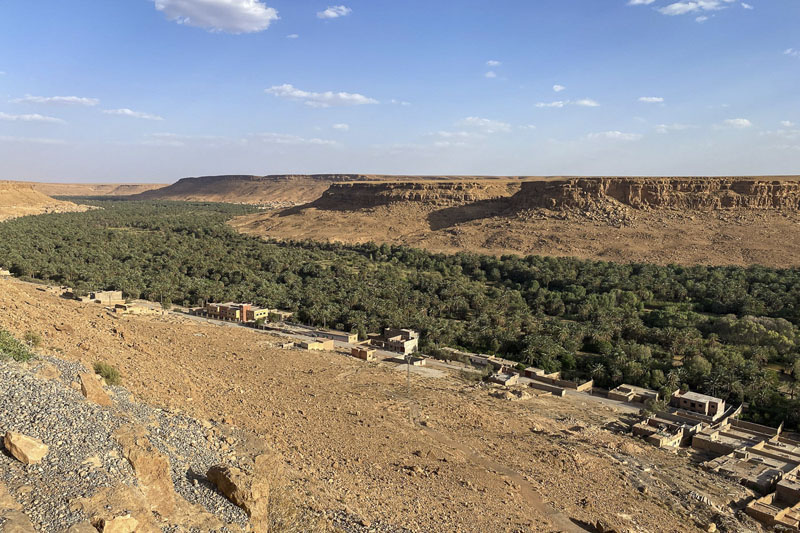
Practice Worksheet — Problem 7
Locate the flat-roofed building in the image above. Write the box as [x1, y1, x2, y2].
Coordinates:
[369, 328, 419, 355]
[671, 390, 725, 420]
[351, 346, 376, 362]
[608, 384, 660, 404]
[489, 372, 519, 386]
[300, 339, 334, 351]
[318, 329, 359, 344]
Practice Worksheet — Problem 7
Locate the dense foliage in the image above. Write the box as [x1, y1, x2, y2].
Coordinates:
[1, 200, 800, 428]
[0, 328, 34, 362]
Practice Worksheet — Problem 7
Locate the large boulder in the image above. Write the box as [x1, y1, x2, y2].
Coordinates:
[207, 454, 273, 529]
[100, 515, 138, 533]
[65, 522, 99, 533]
[79, 372, 112, 407]
[113, 425, 176, 516]
[3, 432, 48, 465]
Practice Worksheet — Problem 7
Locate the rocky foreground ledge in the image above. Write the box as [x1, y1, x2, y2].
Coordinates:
[0, 355, 410, 533]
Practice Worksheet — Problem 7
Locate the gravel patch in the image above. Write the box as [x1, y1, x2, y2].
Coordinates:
[0, 356, 249, 532]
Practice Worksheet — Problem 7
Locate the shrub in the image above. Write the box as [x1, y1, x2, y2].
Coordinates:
[93, 361, 121, 385]
[23, 330, 42, 348]
[0, 328, 34, 362]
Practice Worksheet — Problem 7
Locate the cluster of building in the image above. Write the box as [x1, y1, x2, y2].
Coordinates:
[70, 290, 125, 305]
[367, 328, 419, 355]
[611, 382, 800, 530]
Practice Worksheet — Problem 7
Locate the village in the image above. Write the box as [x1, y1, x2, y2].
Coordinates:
[33, 289, 800, 531]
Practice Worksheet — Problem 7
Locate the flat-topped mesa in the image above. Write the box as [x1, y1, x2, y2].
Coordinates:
[512, 177, 800, 211]
[311, 181, 521, 210]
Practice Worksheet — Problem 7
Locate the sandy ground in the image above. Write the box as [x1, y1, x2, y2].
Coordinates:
[0, 279, 765, 532]
[233, 204, 800, 268]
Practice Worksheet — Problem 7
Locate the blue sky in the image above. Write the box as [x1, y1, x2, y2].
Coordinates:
[0, 0, 798, 181]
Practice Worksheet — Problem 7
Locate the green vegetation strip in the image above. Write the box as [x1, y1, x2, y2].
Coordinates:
[0, 328, 35, 362]
[1, 200, 800, 428]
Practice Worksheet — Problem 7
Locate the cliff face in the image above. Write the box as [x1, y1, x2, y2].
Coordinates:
[512, 178, 800, 211]
[0, 181, 87, 221]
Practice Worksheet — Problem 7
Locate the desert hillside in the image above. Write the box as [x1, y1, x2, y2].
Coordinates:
[129, 174, 543, 205]
[0, 277, 759, 532]
[232, 176, 800, 268]
[30, 182, 167, 197]
[0, 181, 88, 222]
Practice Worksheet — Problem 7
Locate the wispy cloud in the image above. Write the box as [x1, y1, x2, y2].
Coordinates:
[484, 70, 497, 79]
[266, 84, 378, 108]
[457, 116, 512, 133]
[588, 131, 643, 141]
[332, 123, 349, 131]
[317, 5, 351, 19]
[486, 60, 501, 67]
[722, 118, 753, 129]
[782, 121, 796, 128]
[12, 95, 99, 106]
[250, 132, 337, 146]
[538, 98, 599, 108]
[153, 0, 278, 34]
[658, 0, 737, 17]
[785, 49, 800, 58]
[390, 99, 411, 107]
[638, 96, 664, 103]
[286, 33, 299, 39]
[0, 135, 67, 145]
[628, 0, 656, 4]
[0, 112, 65, 124]
[553, 84, 566, 92]
[741, 2, 753, 9]
[655, 123, 697, 133]
[103, 108, 164, 120]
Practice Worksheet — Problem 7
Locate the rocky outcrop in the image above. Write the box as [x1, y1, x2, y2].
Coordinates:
[113, 425, 176, 517]
[3, 431, 48, 465]
[207, 454, 274, 529]
[79, 372, 112, 406]
[0, 181, 87, 222]
[99, 515, 139, 533]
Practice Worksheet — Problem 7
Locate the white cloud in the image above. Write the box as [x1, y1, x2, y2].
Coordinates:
[317, 5, 351, 19]
[0, 71, 7, 76]
[332, 123, 349, 131]
[655, 123, 697, 133]
[266, 84, 378, 108]
[588, 131, 643, 141]
[628, 0, 656, 4]
[103, 108, 164, 120]
[486, 60, 501, 67]
[782, 121, 796, 128]
[250, 132, 337, 146]
[0, 136, 66, 145]
[553, 84, 566, 92]
[457, 116, 512, 133]
[286, 33, 299, 39]
[723, 118, 753, 128]
[430, 130, 484, 139]
[638, 96, 664, 103]
[153, 0, 278, 34]
[658, 0, 737, 16]
[696, 15, 709, 22]
[519, 124, 537, 130]
[140, 132, 232, 147]
[0, 112, 65, 124]
[484, 70, 497, 78]
[785, 49, 800, 58]
[536, 101, 567, 108]
[12, 95, 99, 106]
[741, 2, 753, 9]
[575, 99, 600, 107]
[390, 99, 411, 106]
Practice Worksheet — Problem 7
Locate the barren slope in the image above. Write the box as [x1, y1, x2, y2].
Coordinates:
[233, 176, 800, 268]
[29, 182, 167, 197]
[0, 278, 761, 532]
[0, 181, 88, 221]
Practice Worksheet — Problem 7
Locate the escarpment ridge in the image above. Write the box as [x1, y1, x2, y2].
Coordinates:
[233, 176, 800, 268]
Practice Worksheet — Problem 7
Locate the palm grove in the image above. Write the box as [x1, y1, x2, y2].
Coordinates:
[1, 200, 799, 429]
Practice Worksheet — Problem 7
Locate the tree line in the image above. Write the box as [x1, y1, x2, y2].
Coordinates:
[1, 199, 799, 429]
